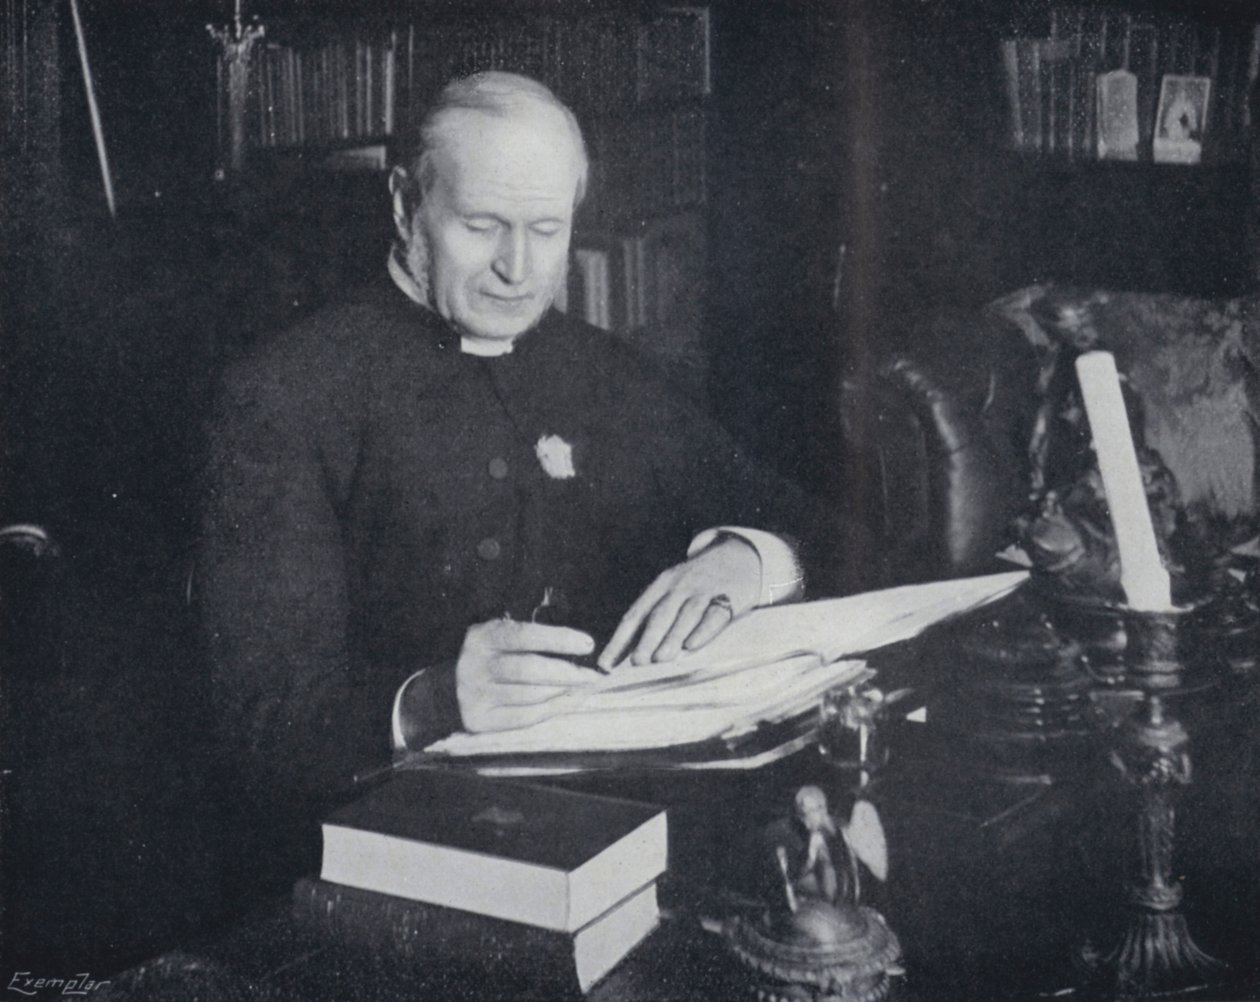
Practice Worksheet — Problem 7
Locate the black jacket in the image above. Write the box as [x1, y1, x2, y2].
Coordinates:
[199, 282, 852, 878]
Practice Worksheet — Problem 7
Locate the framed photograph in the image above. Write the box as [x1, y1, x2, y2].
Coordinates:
[1153, 74, 1211, 164]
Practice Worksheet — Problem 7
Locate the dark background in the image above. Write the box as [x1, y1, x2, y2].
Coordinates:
[2, 0, 1257, 977]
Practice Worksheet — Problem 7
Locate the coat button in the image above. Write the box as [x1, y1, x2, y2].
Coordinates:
[477, 537, 502, 561]
[488, 457, 509, 479]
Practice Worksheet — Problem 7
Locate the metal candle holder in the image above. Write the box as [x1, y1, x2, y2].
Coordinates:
[1081, 607, 1225, 997]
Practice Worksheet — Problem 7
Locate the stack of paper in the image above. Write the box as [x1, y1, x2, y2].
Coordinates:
[425, 571, 1028, 760]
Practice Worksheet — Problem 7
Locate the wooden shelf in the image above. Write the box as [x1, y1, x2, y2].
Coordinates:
[998, 151, 1253, 297]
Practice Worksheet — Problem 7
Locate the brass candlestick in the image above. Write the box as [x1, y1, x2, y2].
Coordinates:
[208, 0, 265, 174]
[1080, 608, 1225, 997]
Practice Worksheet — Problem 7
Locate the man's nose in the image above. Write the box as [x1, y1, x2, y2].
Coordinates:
[492, 228, 529, 286]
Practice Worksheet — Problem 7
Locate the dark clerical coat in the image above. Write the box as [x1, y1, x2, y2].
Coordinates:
[199, 282, 848, 880]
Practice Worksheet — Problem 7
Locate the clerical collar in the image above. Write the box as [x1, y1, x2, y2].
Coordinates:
[386, 246, 516, 357]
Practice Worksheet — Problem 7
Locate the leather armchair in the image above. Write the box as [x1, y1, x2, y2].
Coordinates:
[836, 286, 1259, 587]
[837, 312, 1042, 584]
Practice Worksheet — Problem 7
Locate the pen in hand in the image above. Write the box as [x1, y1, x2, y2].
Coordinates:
[527, 586, 608, 674]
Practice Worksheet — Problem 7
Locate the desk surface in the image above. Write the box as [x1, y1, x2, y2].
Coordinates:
[100, 617, 1260, 1002]
[101, 741, 1260, 1002]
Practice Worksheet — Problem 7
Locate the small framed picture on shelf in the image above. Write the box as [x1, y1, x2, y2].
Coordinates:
[1153, 75, 1211, 164]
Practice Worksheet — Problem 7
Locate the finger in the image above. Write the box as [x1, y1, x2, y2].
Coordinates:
[491, 653, 602, 688]
[650, 594, 709, 664]
[464, 694, 569, 734]
[683, 600, 735, 652]
[598, 574, 675, 669]
[487, 682, 570, 706]
[482, 620, 595, 657]
[630, 594, 686, 666]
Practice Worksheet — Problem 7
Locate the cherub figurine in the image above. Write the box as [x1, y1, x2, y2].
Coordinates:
[725, 786, 904, 999]
[763, 785, 888, 912]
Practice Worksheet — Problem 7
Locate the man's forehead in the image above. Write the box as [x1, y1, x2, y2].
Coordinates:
[434, 106, 581, 206]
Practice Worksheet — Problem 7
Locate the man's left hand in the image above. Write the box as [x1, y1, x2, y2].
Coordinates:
[597, 536, 761, 670]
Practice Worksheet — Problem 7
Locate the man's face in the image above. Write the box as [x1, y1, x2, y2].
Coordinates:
[416, 108, 580, 344]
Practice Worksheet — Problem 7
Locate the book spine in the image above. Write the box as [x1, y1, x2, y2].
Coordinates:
[1198, 23, 1221, 80]
[672, 107, 705, 207]
[1101, 9, 1129, 72]
[293, 878, 579, 991]
[1015, 38, 1042, 154]
[263, 45, 278, 147]
[1064, 57, 1078, 160]
[285, 45, 297, 146]
[294, 49, 305, 145]
[621, 233, 646, 331]
[1000, 39, 1023, 151]
[1037, 40, 1056, 155]
[382, 34, 395, 136]
[1127, 22, 1158, 154]
[362, 39, 372, 139]
[405, 23, 414, 129]
[1164, 18, 1194, 76]
[1041, 40, 1074, 158]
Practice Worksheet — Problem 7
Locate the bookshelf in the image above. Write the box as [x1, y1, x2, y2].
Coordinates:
[998, 4, 1259, 165]
[211, 4, 712, 381]
[998, 155, 1252, 296]
[982, 3, 1260, 298]
[1, 0, 64, 236]
[215, 8, 710, 219]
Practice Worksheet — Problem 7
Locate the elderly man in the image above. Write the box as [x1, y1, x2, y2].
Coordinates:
[200, 72, 851, 881]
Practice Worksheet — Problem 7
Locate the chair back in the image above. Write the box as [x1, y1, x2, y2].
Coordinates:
[837, 315, 1041, 582]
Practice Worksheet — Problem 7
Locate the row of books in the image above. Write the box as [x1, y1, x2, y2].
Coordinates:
[310, 110, 707, 229]
[1000, 8, 1260, 161]
[248, 39, 396, 151]
[231, 7, 709, 154]
[560, 213, 707, 383]
[1, 0, 33, 156]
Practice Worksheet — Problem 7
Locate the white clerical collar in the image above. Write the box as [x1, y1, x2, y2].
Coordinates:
[386, 247, 515, 357]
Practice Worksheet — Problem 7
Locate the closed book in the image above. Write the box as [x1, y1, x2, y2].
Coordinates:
[320, 769, 667, 933]
[293, 876, 660, 995]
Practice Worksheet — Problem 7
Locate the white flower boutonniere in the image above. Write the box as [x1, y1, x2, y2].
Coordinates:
[535, 434, 577, 480]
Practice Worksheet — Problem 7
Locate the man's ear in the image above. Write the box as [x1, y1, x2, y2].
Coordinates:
[388, 166, 414, 243]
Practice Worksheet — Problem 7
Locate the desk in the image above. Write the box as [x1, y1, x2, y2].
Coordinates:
[101, 759, 1260, 1000]
[100, 604, 1260, 1002]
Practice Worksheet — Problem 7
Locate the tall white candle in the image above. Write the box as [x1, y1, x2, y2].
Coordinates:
[1074, 351, 1173, 610]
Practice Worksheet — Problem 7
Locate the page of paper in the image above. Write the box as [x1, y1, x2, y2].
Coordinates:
[428, 656, 869, 756]
[557, 567, 1031, 702]
[424, 570, 1027, 758]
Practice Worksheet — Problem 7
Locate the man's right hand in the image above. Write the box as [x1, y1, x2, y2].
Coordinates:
[456, 619, 599, 733]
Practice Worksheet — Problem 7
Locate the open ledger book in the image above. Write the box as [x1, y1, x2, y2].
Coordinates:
[417, 571, 1028, 769]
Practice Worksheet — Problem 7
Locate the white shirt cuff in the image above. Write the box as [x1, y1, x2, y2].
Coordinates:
[391, 669, 427, 751]
[687, 527, 804, 607]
